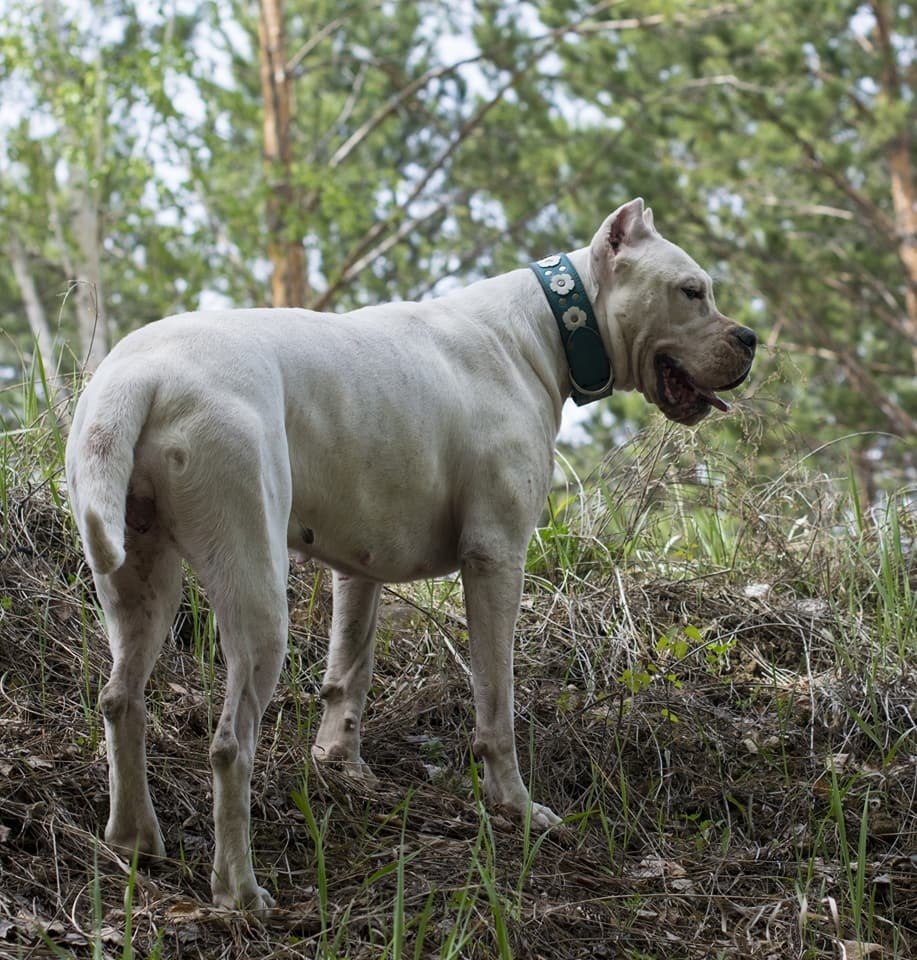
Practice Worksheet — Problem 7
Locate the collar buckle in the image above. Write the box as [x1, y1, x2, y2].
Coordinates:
[570, 367, 615, 400]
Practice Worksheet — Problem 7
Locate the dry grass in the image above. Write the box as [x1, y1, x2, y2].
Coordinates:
[1, 433, 915, 959]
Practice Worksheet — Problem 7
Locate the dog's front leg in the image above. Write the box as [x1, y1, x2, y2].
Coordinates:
[461, 548, 561, 830]
[312, 572, 381, 781]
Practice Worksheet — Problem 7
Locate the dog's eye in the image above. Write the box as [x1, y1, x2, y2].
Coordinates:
[682, 286, 705, 301]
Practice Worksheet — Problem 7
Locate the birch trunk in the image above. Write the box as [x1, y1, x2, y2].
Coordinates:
[8, 232, 55, 363]
[871, 0, 917, 380]
[258, 0, 307, 308]
[71, 180, 109, 371]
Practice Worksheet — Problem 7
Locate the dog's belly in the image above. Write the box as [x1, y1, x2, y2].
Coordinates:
[286, 512, 459, 583]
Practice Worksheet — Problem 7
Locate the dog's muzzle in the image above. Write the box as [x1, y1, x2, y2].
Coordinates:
[655, 325, 756, 425]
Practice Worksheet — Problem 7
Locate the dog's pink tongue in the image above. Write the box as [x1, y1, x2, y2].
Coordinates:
[698, 387, 731, 412]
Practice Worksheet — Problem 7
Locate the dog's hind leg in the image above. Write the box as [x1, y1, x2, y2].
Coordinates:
[312, 572, 381, 781]
[94, 526, 182, 859]
[196, 529, 289, 913]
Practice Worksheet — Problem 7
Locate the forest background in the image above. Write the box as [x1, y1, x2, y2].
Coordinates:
[1, 0, 914, 492]
[2, 3, 916, 957]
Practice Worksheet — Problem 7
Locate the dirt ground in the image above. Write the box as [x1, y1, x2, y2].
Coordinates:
[1, 489, 915, 958]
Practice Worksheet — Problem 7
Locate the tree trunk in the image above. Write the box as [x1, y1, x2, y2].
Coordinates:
[8, 232, 55, 363]
[72, 181, 109, 371]
[871, 0, 917, 379]
[258, 0, 307, 308]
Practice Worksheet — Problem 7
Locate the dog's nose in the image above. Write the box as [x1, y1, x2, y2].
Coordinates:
[732, 326, 757, 354]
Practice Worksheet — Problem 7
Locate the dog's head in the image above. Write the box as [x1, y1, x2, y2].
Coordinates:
[589, 198, 755, 425]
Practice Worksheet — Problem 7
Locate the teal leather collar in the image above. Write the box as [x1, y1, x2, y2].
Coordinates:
[529, 254, 614, 406]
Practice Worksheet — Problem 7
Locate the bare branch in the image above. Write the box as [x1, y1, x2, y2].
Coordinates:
[759, 196, 855, 221]
[318, 202, 448, 306]
[775, 340, 913, 379]
[574, 2, 749, 33]
[328, 54, 483, 169]
[759, 103, 896, 240]
[286, 16, 347, 75]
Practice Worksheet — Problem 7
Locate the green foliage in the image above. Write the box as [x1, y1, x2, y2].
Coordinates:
[1, 0, 912, 489]
[0, 0, 213, 361]
[541, 0, 914, 480]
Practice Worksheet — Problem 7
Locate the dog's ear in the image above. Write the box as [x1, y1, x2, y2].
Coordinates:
[590, 198, 656, 280]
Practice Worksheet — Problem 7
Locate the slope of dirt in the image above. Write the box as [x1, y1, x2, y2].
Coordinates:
[1, 487, 914, 959]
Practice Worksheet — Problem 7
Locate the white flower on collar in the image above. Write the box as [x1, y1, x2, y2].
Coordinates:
[562, 306, 588, 331]
[538, 255, 561, 268]
[549, 272, 575, 295]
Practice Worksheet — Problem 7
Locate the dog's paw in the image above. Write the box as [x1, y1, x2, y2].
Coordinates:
[213, 883, 276, 916]
[246, 886, 277, 917]
[529, 801, 563, 831]
[311, 745, 379, 787]
[347, 759, 380, 786]
[492, 795, 564, 833]
[105, 822, 166, 861]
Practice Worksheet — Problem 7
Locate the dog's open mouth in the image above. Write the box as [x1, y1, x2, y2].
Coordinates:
[654, 354, 749, 425]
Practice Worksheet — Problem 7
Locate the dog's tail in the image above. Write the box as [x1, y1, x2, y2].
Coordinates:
[66, 371, 157, 576]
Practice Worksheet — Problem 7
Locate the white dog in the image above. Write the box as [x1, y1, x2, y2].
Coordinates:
[66, 198, 755, 911]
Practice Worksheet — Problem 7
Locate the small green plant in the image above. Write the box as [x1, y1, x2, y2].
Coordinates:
[78, 592, 102, 751]
[291, 764, 333, 944]
[185, 578, 219, 731]
[827, 762, 874, 946]
[468, 761, 513, 960]
[618, 665, 653, 695]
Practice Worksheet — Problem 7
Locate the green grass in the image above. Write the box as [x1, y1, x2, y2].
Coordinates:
[1, 379, 914, 959]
